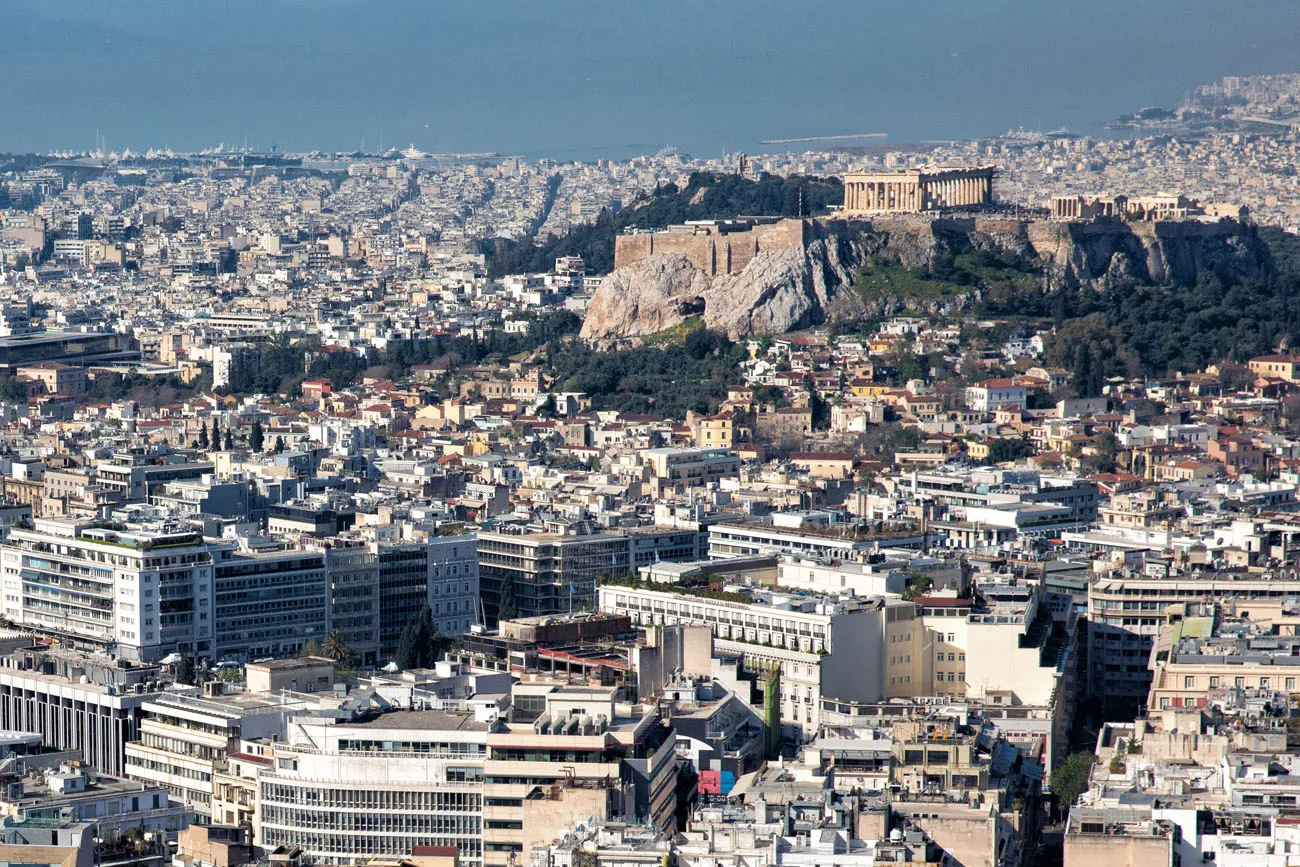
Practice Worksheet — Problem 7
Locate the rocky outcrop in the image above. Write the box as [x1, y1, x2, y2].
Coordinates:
[1027, 218, 1268, 288]
[580, 215, 1271, 341]
[579, 254, 710, 340]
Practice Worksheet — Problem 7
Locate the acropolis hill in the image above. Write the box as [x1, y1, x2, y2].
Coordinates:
[584, 209, 1266, 342]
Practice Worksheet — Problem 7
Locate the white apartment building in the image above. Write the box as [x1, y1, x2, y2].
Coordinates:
[964, 379, 1026, 413]
[707, 520, 925, 561]
[598, 584, 891, 740]
[0, 517, 214, 661]
[483, 686, 679, 867]
[258, 706, 490, 866]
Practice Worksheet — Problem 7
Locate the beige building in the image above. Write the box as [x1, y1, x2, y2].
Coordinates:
[1249, 353, 1300, 382]
[244, 657, 336, 695]
[842, 166, 996, 213]
[17, 362, 86, 395]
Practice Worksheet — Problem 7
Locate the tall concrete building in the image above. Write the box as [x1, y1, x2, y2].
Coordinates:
[478, 528, 698, 626]
[259, 704, 490, 866]
[375, 534, 478, 657]
[0, 644, 178, 776]
[482, 685, 678, 867]
[211, 545, 329, 662]
[124, 691, 301, 821]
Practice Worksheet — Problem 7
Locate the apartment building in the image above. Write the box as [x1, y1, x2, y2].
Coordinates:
[964, 379, 1026, 413]
[707, 519, 925, 561]
[1145, 618, 1300, 712]
[1087, 573, 1300, 712]
[0, 517, 215, 661]
[640, 447, 739, 489]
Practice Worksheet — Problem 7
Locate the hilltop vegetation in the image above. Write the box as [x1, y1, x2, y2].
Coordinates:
[481, 171, 843, 277]
[851, 224, 1300, 377]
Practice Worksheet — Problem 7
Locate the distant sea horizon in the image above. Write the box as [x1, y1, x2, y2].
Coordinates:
[2, 1, 1298, 162]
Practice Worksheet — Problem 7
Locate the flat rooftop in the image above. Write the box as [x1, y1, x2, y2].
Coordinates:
[341, 709, 491, 732]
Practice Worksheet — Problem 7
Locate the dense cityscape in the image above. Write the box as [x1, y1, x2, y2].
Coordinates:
[3, 67, 1300, 867]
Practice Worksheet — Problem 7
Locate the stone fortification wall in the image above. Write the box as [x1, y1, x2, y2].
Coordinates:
[613, 219, 807, 275]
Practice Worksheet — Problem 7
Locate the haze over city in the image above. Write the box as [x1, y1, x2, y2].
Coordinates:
[5, 0, 1300, 157]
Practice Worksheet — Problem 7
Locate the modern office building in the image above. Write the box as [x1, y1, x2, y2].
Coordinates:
[124, 692, 302, 821]
[479, 528, 698, 626]
[258, 704, 489, 866]
[375, 534, 478, 657]
[0, 645, 179, 776]
[211, 544, 329, 662]
[324, 544, 381, 667]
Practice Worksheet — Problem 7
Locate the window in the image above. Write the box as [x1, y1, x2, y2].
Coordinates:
[1184, 675, 1195, 688]
[1235, 677, 1245, 687]
[1209, 676, 1219, 688]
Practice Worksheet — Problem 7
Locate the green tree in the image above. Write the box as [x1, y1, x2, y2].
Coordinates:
[273, 435, 285, 454]
[249, 420, 264, 451]
[173, 654, 197, 686]
[395, 604, 443, 669]
[321, 629, 353, 664]
[0, 378, 27, 403]
[395, 626, 419, 670]
[988, 437, 1033, 464]
[497, 573, 518, 622]
[211, 417, 221, 450]
[1049, 751, 1096, 816]
[900, 571, 933, 600]
[197, 424, 210, 450]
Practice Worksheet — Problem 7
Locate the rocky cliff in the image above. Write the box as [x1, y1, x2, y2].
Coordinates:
[579, 215, 1271, 341]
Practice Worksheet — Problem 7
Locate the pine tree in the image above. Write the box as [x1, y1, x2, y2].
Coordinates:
[211, 417, 221, 450]
[249, 420, 264, 451]
[497, 573, 518, 623]
[224, 429, 234, 450]
[273, 436, 285, 454]
[197, 424, 209, 450]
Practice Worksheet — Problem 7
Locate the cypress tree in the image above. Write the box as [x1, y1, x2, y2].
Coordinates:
[497, 573, 518, 623]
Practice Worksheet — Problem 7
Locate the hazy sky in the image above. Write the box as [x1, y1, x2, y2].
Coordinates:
[4, 0, 1300, 159]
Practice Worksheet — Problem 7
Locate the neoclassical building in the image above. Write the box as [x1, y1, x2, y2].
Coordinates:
[842, 166, 996, 213]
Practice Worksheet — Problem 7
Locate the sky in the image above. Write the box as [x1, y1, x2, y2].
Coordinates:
[3, 0, 1300, 160]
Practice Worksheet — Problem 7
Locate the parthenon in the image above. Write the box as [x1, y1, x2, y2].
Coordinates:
[841, 166, 997, 213]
